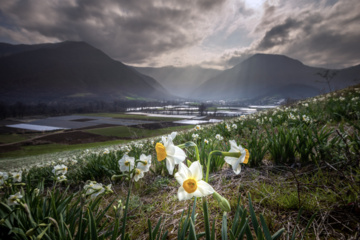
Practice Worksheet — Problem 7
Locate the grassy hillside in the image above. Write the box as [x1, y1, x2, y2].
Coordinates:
[0, 85, 359, 239]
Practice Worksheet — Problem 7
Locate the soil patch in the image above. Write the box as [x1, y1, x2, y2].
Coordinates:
[71, 118, 96, 122]
[0, 130, 118, 153]
[0, 126, 37, 134]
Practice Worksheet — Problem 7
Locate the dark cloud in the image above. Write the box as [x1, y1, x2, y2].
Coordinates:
[0, 0, 225, 64]
[257, 18, 301, 50]
[253, 0, 360, 68]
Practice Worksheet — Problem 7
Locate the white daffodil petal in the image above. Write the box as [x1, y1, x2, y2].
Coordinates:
[170, 132, 177, 140]
[224, 156, 237, 165]
[172, 146, 186, 164]
[178, 186, 192, 201]
[229, 140, 238, 149]
[178, 162, 192, 179]
[165, 141, 176, 155]
[195, 180, 215, 196]
[233, 163, 242, 174]
[189, 161, 203, 181]
[166, 157, 175, 175]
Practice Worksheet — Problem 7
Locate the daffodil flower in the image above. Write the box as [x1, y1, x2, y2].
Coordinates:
[0, 172, 8, 185]
[11, 171, 22, 182]
[174, 161, 214, 201]
[132, 168, 144, 182]
[119, 154, 135, 172]
[52, 165, 68, 176]
[155, 132, 186, 175]
[84, 181, 105, 200]
[8, 192, 23, 206]
[56, 175, 67, 182]
[137, 154, 151, 172]
[224, 140, 249, 174]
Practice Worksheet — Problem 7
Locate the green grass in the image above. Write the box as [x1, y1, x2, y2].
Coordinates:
[80, 112, 185, 121]
[0, 133, 27, 144]
[85, 125, 195, 138]
[0, 139, 128, 160]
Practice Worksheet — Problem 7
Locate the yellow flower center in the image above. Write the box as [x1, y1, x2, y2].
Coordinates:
[143, 160, 148, 165]
[135, 169, 141, 175]
[183, 178, 197, 193]
[155, 143, 167, 161]
[125, 161, 130, 166]
[243, 149, 250, 164]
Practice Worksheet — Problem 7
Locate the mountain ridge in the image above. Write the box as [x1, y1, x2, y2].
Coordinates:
[193, 53, 360, 100]
[0, 41, 172, 104]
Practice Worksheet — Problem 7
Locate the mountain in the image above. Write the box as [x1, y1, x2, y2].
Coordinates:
[134, 66, 221, 98]
[0, 41, 172, 104]
[193, 54, 360, 100]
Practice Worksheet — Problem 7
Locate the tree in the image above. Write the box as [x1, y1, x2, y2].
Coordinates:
[316, 69, 337, 92]
[199, 103, 207, 116]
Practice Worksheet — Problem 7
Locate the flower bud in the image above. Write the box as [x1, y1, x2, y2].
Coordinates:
[26, 228, 36, 236]
[213, 192, 231, 212]
[111, 175, 122, 181]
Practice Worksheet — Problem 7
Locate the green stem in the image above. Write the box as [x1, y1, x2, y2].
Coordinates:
[121, 180, 132, 240]
[177, 141, 200, 161]
[194, 145, 200, 162]
[206, 151, 221, 182]
[205, 151, 240, 182]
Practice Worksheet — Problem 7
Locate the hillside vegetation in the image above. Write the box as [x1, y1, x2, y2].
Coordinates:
[0, 85, 359, 239]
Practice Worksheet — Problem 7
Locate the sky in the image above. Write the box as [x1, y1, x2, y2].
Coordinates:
[0, 0, 360, 70]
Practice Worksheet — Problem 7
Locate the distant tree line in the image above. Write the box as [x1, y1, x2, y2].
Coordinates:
[0, 100, 177, 119]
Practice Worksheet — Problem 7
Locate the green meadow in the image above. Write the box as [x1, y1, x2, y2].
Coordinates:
[0, 85, 359, 239]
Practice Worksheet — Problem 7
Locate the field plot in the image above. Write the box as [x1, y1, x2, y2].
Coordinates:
[14, 115, 157, 130]
[0, 113, 196, 160]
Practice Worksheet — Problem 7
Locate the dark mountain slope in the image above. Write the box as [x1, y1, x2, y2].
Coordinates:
[0, 41, 171, 103]
[194, 54, 360, 100]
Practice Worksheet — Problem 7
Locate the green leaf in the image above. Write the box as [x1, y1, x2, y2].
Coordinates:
[191, 198, 197, 223]
[236, 219, 248, 240]
[210, 218, 216, 240]
[248, 194, 259, 234]
[300, 212, 317, 240]
[260, 214, 272, 240]
[88, 209, 98, 240]
[202, 197, 210, 240]
[188, 218, 197, 240]
[148, 219, 153, 240]
[271, 228, 285, 240]
[36, 224, 51, 240]
[153, 217, 162, 238]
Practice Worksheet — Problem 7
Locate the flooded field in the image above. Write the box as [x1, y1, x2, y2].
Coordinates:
[5, 115, 156, 132]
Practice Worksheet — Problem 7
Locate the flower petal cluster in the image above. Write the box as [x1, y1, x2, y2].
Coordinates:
[215, 134, 223, 141]
[155, 132, 186, 175]
[0, 172, 9, 185]
[57, 175, 67, 182]
[119, 154, 135, 172]
[52, 165, 68, 176]
[84, 181, 112, 200]
[224, 140, 249, 174]
[194, 125, 201, 131]
[175, 161, 214, 201]
[138, 154, 151, 172]
[11, 171, 22, 183]
[8, 192, 23, 206]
